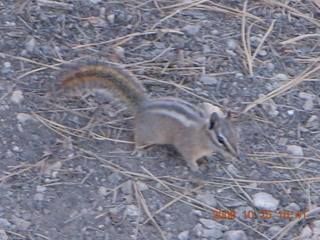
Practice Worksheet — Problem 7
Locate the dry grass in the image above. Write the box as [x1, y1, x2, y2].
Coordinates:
[2, 0, 319, 239]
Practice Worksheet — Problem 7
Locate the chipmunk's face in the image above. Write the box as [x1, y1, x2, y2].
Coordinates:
[206, 112, 239, 158]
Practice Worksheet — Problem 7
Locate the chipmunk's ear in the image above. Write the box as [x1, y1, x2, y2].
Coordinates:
[208, 112, 219, 130]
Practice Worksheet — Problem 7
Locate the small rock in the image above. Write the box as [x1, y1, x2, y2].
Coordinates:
[196, 192, 217, 207]
[258, 50, 267, 56]
[266, 62, 275, 71]
[193, 223, 203, 237]
[3, 62, 11, 68]
[36, 185, 47, 193]
[195, 56, 206, 63]
[202, 229, 223, 238]
[268, 226, 282, 236]
[121, 180, 133, 195]
[226, 49, 236, 56]
[250, 36, 261, 43]
[300, 225, 312, 238]
[306, 115, 319, 130]
[25, 37, 36, 53]
[287, 145, 304, 157]
[227, 164, 240, 176]
[178, 230, 189, 240]
[313, 220, 320, 236]
[199, 218, 228, 230]
[274, 73, 288, 81]
[107, 14, 115, 24]
[34, 193, 44, 201]
[0, 218, 11, 229]
[285, 202, 300, 212]
[88, 0, 102, 3]
[125, 205, 139, 217]
[225, 230, 247, 240]
[277, 137, 288, 146]
[0, 105, 9, 111]
[298, 92, 316, 100]
[11, 216, 31, 231]
[12, 146, 22, 152]
[235, 206, 254, 220]
[252, 192, 279, 211]
[114, 46, 125, 59]
[98, 186, 107, 197]
[227, 39, 237, 50]
[200, 73, 217, 85]
[43, 161, 63, 178]
[10, 90, 24, 104]
[303, 99, 314, 110]
[183, 24, 201, 35]
[299, 125, 308, 133]
[192, 210, 202, 217]
[0, 229, 8, 240]
[202, 45, 211, 53]
[210, 29, 219, 35]
[287, 110, 295, 116]
[313, 220, 320, 228]
[136, 181, 148, 191]
[17, 113, 36, 124]
[259, 94, 279, 117]
[235, 72, 244, 79]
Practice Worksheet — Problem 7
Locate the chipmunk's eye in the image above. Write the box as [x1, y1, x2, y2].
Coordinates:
[217, 135, 225, 144]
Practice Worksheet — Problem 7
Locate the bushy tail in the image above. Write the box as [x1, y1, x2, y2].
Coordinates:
[60, 63, 148, 108]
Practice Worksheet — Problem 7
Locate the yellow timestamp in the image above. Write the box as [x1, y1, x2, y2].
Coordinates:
[212, 210, 306, 220]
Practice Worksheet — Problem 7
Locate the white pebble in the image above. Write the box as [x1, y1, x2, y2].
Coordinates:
[88, 0, 102, 3]
[136, 181, 148, 191]
[3, 62, 11, 68]
[12, 146, 21, 152]
[303, 99, 314, 110]
[313, 220, 320, 236]
[125, 205, 139, 217]
[287, 110, 295, 115]
[306, 115, 319, 129]
[36, 185, 47, 193]
[98, 186, 107, 197]
[300, 225, 312, 238]
[121, 180, 133, 195]
[287, 145, 304, 156]
[266, 62, 275, 71]
[298, 92, 316, 100]
[34, 193, 44, 201]
[227, 39, 237, 50]
[202, 229, 223, 238]
[0, 229, 8, 240]
[178, 230, 189, 240]
[258, 50, 267, 56]
[235, 72, 244, 79]
[199, 218, 228, 230]
[200, 73, 217, 85]
[107, 14, 115, 24]
[225, 230, 248, 240]
[10, 90, 24, 104]
[17, 113, 35, 124]
[196, 193, 217, 207]
[250, 36, 261, 42]
[274, 73, 288, 81]
[183, 24, 201, 35]
[11, 216, 31, 231]
[253, 192, 279, 211]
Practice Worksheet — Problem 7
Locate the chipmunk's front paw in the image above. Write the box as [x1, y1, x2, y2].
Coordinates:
[187, 161, 200, 172]
[131, 147, 144, 157]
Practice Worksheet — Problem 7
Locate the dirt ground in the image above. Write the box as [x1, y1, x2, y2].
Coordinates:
[0, 0, 319, 240]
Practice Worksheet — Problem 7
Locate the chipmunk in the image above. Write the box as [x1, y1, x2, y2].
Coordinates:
[60, 63, 239, 172]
